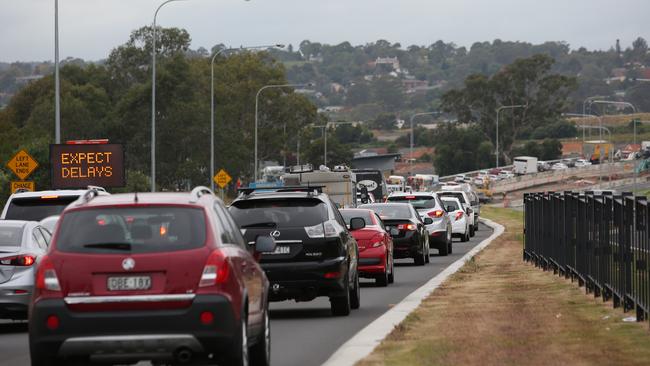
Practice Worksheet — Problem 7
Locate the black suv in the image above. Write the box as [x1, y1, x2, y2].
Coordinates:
[229, 187, 362, 316]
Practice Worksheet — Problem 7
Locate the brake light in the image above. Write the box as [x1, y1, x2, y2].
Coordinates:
[41, 195, 59, 199]
[0, 254, 36, 266]
[305, 220, 340, 238]
[428, 210, 445, 218]
[455, 211, 464, 221]
[398, 224, 417, 231]
[199, 250, 230, 287]
[405, 196, 416, 199]
[35, 256, 61, 291]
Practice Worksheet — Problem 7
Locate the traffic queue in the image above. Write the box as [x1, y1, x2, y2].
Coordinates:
[0, 164, 480, 366]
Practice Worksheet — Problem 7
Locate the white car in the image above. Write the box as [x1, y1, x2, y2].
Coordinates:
[441, 197, 470, 242]
[437, 189, 476, 237]
[574, 159, 592, 167]
[551, 162, 568, 170]
[498, 170, 515, 179]
[1, 188, 109, 221]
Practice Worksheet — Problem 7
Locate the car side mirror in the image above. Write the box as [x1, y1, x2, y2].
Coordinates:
[349, 217, 366, 231]
[254, 235, 276, 253]
[423, 217, 434, 225]
[466, 207, 472, 214]
[390, 228, 399, 236]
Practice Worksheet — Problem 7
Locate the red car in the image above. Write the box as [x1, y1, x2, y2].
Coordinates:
[28, 187, 276, 366]
[340, 209, 394, 286]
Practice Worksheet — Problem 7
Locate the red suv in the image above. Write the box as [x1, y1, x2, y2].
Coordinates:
[28, 187, 275, 366]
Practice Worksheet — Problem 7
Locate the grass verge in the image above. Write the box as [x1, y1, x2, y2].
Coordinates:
[357, 206, 650, 366]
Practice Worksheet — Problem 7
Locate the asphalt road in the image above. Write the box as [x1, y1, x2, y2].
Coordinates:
[0, 223, 492, 366]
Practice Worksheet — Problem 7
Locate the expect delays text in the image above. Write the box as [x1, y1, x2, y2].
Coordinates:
[60, 152, 114, 178]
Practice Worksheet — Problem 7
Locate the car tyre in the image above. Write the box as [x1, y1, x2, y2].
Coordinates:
[250, 304, 270, 366]
[438, 240, 449, 256]
[330, 274, 351, 316]
[425, 239, 431, 263]
[350, 271, 361, 310]
[461, 229, 470, 242]
[387, 255, 395, 284]
[229, 314, 249, 366]
[469, 224, 475, 237]
[448, 239, 453, 254]
[414, 239, 426, 265]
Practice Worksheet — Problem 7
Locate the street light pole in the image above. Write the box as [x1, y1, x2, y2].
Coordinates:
[409, 112, 440, 164]
[151, 0, 186, 192]
[54, 0, 60, 144]
[591, 100, 638, 193]
[495, 105, 526, 168]
[254, 83, 308, 180]
[210, 44, 283, 190]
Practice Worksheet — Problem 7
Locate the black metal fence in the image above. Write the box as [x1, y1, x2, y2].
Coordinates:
[524, 192, 650, 322]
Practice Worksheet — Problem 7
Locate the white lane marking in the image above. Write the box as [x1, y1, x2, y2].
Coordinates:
[322, 218, 505, 366]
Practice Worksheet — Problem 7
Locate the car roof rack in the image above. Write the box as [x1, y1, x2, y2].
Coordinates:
[75, 186, 105, 205]
[238, 185, 324, 196]
[189, 186, 214, 203]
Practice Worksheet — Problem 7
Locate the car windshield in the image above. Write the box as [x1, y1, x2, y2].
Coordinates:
[361, 204, 411, 219]
[56, 206, 206, 254]
[229, 198, 328, 228]
[387, 195, 436, 209]
[340, 210, 374, 226]
[439, 192, 466, 204]
[4, 196, 79, 221]
[0, 226, 24, 247]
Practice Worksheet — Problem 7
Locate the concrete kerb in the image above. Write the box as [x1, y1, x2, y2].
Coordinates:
[321, 218, 506, 366]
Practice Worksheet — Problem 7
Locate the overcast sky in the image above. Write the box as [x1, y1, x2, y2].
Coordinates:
[1, 0, 648, 62]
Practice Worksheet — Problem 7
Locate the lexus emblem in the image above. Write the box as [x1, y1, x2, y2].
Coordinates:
[271, 230, 281, 238]
[122, 258, 135, 271]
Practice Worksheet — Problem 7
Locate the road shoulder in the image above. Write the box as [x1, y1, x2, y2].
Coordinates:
[322, 220, 503, 366]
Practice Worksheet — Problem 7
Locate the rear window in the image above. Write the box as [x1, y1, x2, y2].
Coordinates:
[0, 226, 24, 247]
[360, 204, 411, 219]
[5, 196, 78, 221]
[441, 199, 460, 211]
[387, 195, 436, 209]
[55, 207, 206, 254]
[340, 210, 374, 226]
[439, 192, 466, 204]
[229, 198, 328, 228]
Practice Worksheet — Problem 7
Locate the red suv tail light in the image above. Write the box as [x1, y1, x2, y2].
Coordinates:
[427, 210, 445, 218]
[199, 250, 230, 287]
[455, 211, 464, 221]
[35, 256, 61, 292]
[0, 254, 36, 266]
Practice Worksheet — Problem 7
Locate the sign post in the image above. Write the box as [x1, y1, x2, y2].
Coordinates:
[6, 150, 39, 194]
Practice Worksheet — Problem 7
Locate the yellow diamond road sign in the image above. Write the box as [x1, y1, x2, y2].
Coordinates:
[6, 150, 39, 180]
[214, 169, 232, 189]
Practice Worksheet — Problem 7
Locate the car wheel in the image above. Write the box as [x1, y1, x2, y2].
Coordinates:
[425, 238, 430, 263]
[229, 314, 249, 366]
[250, 303, 270, 366]
[469, 224, 475, 237]
[438, 239, 449, 256]
[330, 274, 351, 316]
[474, 221, 479, 231]
[448, 238, 453, 254]
[350, 271, 361, 310]
[414, 240, 426, 265]
[387, 256, 395, 284]
[461, 229, 469, 242]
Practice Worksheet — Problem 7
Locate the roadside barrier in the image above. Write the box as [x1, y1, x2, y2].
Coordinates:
[524, 191, 649, 323]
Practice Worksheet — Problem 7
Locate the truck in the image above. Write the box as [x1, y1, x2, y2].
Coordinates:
[513, 156, 538, 175]
[352, 169, 388, 201]
[283, 165, 357, 208]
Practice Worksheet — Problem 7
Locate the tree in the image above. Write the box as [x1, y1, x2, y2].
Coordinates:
[371, 76, 404, 112]
[441, 54, 577, 163]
